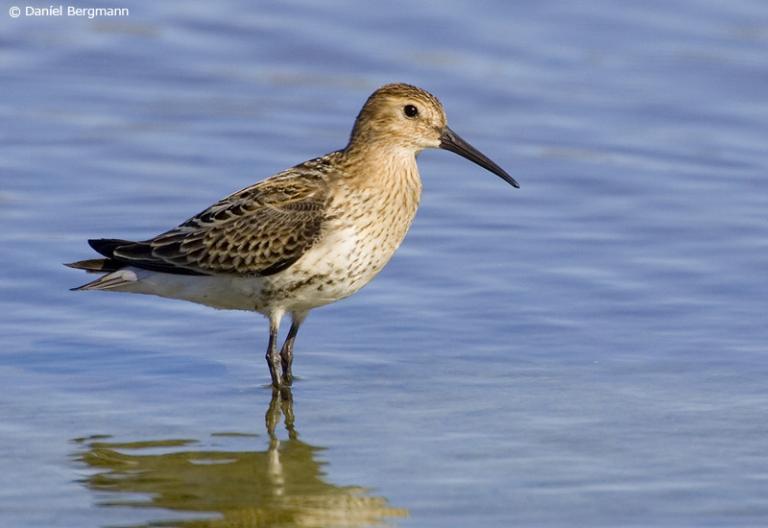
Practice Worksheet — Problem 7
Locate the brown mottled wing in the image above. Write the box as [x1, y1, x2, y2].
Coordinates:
[111, 162, 333, 276]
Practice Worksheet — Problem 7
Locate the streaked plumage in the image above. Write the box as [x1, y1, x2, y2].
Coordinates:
[67, 83, 519, 388]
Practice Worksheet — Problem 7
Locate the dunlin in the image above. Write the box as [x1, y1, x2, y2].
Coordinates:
[67, 83, 519, 388]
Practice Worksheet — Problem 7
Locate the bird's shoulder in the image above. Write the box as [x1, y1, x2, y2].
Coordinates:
[191, 150, 344, 222]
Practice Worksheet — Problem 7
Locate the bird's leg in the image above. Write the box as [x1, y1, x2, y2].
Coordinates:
[266, 326, 282, 387]
[280, 311, 307, 385]
[279, 323, 299, 385]
[265, 311, 284, 388]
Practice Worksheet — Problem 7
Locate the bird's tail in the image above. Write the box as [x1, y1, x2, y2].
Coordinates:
[65, 260, 137, 291]
[65, 258, 122, 273]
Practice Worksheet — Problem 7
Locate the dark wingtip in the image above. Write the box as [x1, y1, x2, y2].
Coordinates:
[65, 258, 123, 272]
[88, 238, 133, 258]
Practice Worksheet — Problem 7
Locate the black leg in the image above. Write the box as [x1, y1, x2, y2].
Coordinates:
[265, 320, 282, 388]
[279, 321, 299, 385]
[280, 312, 307, 385]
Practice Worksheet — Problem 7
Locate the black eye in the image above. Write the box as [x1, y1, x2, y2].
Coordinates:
[403, 104, 419, 118]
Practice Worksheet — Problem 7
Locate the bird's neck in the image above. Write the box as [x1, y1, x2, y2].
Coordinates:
[342, 140, 422, 190]
[339, 140, 422, 230]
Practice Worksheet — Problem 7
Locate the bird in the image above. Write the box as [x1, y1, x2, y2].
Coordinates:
[66, 83, 519, 389]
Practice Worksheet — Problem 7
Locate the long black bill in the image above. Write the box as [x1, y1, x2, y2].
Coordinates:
[439, 127, 519, 188]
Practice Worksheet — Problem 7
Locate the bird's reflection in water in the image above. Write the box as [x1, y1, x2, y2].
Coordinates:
[73, 389, 407, 527]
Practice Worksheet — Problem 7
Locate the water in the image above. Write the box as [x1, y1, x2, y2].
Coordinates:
[2, 1, 768, 526]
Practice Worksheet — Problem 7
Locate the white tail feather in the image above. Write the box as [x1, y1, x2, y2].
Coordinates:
[72, 270, 138, 291]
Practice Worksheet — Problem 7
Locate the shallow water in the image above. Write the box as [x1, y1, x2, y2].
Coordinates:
[2, 1, 768, 526]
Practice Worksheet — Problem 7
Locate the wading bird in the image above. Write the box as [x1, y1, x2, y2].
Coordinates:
[67, 83, 519, 388]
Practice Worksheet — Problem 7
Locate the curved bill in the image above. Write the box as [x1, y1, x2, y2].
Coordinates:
[439, 127, 519, 188]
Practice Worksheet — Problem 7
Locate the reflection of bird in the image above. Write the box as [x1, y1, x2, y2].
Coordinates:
[73, 389, 407, 527]
[67, 83, 518, 387]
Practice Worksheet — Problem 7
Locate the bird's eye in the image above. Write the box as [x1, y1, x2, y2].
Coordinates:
[403, 104, 419, 118]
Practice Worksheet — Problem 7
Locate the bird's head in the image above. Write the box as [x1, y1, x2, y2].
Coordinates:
[347, 83, 519, 188]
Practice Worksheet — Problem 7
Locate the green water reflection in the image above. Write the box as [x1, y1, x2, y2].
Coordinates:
[73, 390, 407, 527]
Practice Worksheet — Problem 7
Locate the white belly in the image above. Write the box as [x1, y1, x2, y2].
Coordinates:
[261, 223, 399, 313]
[117, 268, 265, 310]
